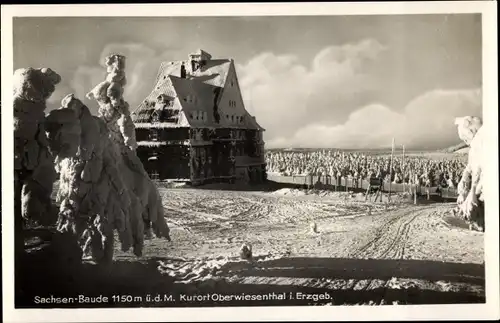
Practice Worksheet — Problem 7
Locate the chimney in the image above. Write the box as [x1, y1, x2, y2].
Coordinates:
[180, 63, 186, 78]
[191, 60, 197, 73]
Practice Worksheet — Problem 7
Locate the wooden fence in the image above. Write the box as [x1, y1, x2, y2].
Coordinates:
[267, 174, 459, 199]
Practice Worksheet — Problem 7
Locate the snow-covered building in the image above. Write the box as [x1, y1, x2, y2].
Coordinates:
[132, 49, 266, 185]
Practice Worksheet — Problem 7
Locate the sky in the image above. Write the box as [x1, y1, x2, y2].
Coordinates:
[13, 14, 482, 150]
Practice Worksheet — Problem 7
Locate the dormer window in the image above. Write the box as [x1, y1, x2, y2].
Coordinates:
[157, 94, 174, 107]
[151, 111, 160, 123]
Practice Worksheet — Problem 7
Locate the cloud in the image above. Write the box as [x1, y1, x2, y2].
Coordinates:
[236, 39, 387, 141]
[70, 66, 105, 106]
[61, 39, 480, 150]
[46, 82, 75, 111]
[236, 39, 481, 150]
[267, 88, 482, 149]
[67, 43, 180, 114]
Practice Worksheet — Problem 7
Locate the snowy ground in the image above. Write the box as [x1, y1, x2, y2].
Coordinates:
[116, 186, 483, 306]
[19, 185, 485, 307]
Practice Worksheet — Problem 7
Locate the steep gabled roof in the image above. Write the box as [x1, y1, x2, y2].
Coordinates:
[133, 53, 262, 131]
[169, 75, 220, 128]
[132, 74, 182, 123]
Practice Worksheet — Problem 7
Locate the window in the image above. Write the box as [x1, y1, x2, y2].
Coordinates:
[151, 111, 160, 122]
[150, 129, 159, 141]
[150, 170, 159, 180]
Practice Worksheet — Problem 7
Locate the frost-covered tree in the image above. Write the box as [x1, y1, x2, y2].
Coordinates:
[454, 116, 484, 231]
[14, 67, 61, 226]
[46, 54, 170, 264]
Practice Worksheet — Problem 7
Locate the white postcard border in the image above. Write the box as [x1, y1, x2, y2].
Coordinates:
[2, 2, 498, 322]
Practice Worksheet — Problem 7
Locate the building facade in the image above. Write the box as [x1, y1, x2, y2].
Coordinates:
[132, 49, 266, 185]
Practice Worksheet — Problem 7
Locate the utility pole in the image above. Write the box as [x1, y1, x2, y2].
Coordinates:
[388, 138, 395, 203]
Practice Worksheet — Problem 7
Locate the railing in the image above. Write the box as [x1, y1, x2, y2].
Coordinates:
[266, 173, 459, 199]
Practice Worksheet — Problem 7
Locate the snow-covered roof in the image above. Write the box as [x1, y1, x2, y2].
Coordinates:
[132, 51, 264, 131]
[155, 59, 231, 88]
